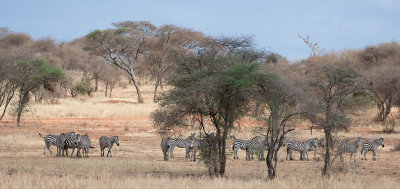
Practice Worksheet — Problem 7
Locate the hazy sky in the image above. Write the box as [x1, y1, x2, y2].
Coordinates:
[1, 0, 399, 60]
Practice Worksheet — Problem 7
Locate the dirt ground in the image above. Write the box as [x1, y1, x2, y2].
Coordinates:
[0, 85, 399, 188]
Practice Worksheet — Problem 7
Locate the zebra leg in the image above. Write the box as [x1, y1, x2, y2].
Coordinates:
[340, 153, 344, 162]
[234, 148, 238, 159]
[373, 150, 376, 161]
[313, 149, 317, 160]
[43, 143, 47, 155]
[169, 146, 175, 158]
[289, 150, 294, 160]
[185, 147, 189, 158]
[71, 148, 75, 158]
[286, 149, 289, 160]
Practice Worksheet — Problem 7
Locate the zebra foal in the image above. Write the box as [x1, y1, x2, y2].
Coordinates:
[99, 136, 120, 157]
[361, 137, 384, 161]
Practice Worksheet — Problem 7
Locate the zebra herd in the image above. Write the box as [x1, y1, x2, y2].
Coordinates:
[38, 132, 119, 158]
[161, 134, 385, 162]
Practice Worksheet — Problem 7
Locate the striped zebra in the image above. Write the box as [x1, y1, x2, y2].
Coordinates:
[167, 134, 195, 158]
[188, 136, 198, 162]
[250, 139, 268, 160]
[232, 136, 262, 160]
[99, 136, 120, 157]
[75, 133, 94, 158]
[38, 133, 58, 155]
[62, 132, 80, 157]
[286, 138, 317, 161]
[361, 137, 384, 161]
[309, 138, 324, 160]
[160, 137, 171, 161]
[338, 137, 361, 162]
[56, 133, 67, 157]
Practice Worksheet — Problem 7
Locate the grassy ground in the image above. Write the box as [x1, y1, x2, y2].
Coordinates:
[0, 84, 400, 188]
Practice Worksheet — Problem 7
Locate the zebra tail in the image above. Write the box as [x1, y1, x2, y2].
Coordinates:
[38, 133, 43, 138]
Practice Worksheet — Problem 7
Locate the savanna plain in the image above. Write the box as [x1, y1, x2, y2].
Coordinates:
[0, 85, 399, 189]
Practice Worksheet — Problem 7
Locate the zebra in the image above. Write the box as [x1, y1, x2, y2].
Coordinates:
[286, 138, 317, 161]
[99, 136, 120, 157]
[160, 137, 171, 161]
[232, 136, 262, 160]
[250, 139, 268, 161]
[361, 137, 384, 161]
[188, 136, 198, 162]
[250, 136, 287, 161]
[309, 138, 324, 160]
[338, 137, 361, 162]
[38, 133, 58, 155]
[56, 133, 67, 157]
[62, 132, 80, 157]
[167, 134, 195, 158]
[74, 133, 94, 158]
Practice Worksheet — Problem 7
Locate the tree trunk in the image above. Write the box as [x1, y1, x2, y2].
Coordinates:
[322, 129, 332, 176]
[95, 77, 98, 92]
[153, 73, 161, 103]
[266, 151, 276, 179]
[128, 70, 143, 103]
[17, 91, 29, 127]
[104, 82, 108, 97]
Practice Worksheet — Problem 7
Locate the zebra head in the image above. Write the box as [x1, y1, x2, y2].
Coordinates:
[114, 136, 120, 146]
[355, 137, 362, 147]
[74, 134, 81, 146]
[312, 138, 318, 148]
[280, 136, 286, 147]
[59, 133, 67, 144]
[319, 139, 325, 148]
[376, 137, 384, 148]
[253, 136, 262, 144]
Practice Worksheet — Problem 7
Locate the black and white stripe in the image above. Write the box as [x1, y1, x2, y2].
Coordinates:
[361, 137, 384, 161]
[232, 136, 262, 160]
[338, 137, 361, 162]
[309, 138, 324, 160]
[99, 136, 120, 157]
[56, 133, 67, 157]
[63, 132, 79, 157]
[286, 138, 317, 161]
[167, 134, 194, 158]
[39, 133, 58, 156]
[160, 137, 171, 161]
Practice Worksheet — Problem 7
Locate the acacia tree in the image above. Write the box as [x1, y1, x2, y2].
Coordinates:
[0, 32, 35, 120]
[146, 25, 204, 102]
[252, 69, 306, 179]
[153, 36, 264, 176]
[15, 59, 64, 126]
[305, 62, 361, 176]
[86, 21, 156, 103]
[357, 42, 400, 121]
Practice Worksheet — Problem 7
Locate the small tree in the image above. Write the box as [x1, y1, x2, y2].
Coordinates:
[253, 69, 305, 179]
[15, 59, 64, 126]
[306, 64, 361, 176]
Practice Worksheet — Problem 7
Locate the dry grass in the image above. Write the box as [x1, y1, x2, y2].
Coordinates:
[1, 84, 400, 188]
